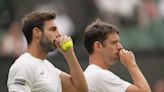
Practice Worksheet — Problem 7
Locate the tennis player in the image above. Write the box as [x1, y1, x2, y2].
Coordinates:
[7, 11, 88, 92]
[83, 19, 151, 92]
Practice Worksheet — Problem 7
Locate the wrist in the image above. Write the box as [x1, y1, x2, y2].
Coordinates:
[63, 50, 75, 57]
[126, 63, 138, 69]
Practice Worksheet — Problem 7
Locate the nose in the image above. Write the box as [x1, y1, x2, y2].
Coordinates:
[56, 34, 61, 38]
[117, 43, 123, 50]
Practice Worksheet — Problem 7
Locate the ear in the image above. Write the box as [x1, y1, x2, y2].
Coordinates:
[32, 27, 42, 39]
[93, 41, 103, 52]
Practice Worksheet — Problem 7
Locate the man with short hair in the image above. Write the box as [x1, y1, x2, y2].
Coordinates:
[83, 19, 151, 92]
[7, 11, 88, 92]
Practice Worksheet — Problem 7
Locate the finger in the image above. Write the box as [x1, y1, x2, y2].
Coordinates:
[58, 36, 64, 46]
[63, 35, 68, 42]
[68, 36, 71, 41]
[119, 49, 124, 55]
[64, 35, 72, 42]
[63, 35, 66, 41]
[120, 49, 130, 55]
[54, 36, 63, 47]
[129, 51, 134, 55]
[124, 50, 128, 53]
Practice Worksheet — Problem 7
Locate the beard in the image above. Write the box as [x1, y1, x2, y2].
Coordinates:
[39, 34, 56, 53]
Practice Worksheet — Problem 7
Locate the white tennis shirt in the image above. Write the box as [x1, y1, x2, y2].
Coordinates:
[84, 64, 131, 92]
[7, 52, 62, 92]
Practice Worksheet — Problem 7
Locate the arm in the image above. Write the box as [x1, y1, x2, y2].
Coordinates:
[55, 36, 88, 92]
[119, 49, 151, 92]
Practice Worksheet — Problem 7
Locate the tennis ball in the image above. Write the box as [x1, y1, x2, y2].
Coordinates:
[61, 40, 73, 51]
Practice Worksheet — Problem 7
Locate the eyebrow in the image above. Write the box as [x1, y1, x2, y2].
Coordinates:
[111, 39, 119, 43]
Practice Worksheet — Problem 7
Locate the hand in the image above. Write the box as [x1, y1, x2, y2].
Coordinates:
[54, 35, 74, 54]
[119, 49, 137, 68]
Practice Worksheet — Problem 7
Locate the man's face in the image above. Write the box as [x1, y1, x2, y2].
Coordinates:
[39, 20, 61, 53]
[101, 33, 122, 65]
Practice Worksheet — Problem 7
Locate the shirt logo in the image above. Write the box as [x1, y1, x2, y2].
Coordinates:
[40, 70, 45, 75]
[14, 79, 26, 86]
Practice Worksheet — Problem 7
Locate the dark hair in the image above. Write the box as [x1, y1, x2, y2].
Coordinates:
[21, 11, 56, 44]
[83, 19, 119, 54]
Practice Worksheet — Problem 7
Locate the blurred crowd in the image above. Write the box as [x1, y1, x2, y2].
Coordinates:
[93, 0, 164, 29]
[0, 0, 75, 58]
[0, 21, 26, 57]
[1, 0, 164, 58]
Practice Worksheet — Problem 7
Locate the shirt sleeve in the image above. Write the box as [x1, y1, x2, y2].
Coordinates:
[95, 70, 131, 92]
[7, 64, 33, 92]
[54, 67, 62, 75]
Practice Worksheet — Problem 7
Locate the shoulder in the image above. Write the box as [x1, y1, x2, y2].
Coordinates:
[84, 65, 131, 91]
[9, 53, 41, 79]
[44, 59, 54, 67]
[8, 53, 43, 86]
[84, 64, 115, 78]
[44, 59, 61, 74]
[10, 53, 37, 71]
[84, 64, 129, 84]
[84, 65, 121, 91]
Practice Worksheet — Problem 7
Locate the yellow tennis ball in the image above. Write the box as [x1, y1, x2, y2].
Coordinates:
[61, 40, 73, 51]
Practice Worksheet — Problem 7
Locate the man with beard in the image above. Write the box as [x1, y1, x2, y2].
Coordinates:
[7, 11, 88, 92]
[83, 19, 151, 92]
